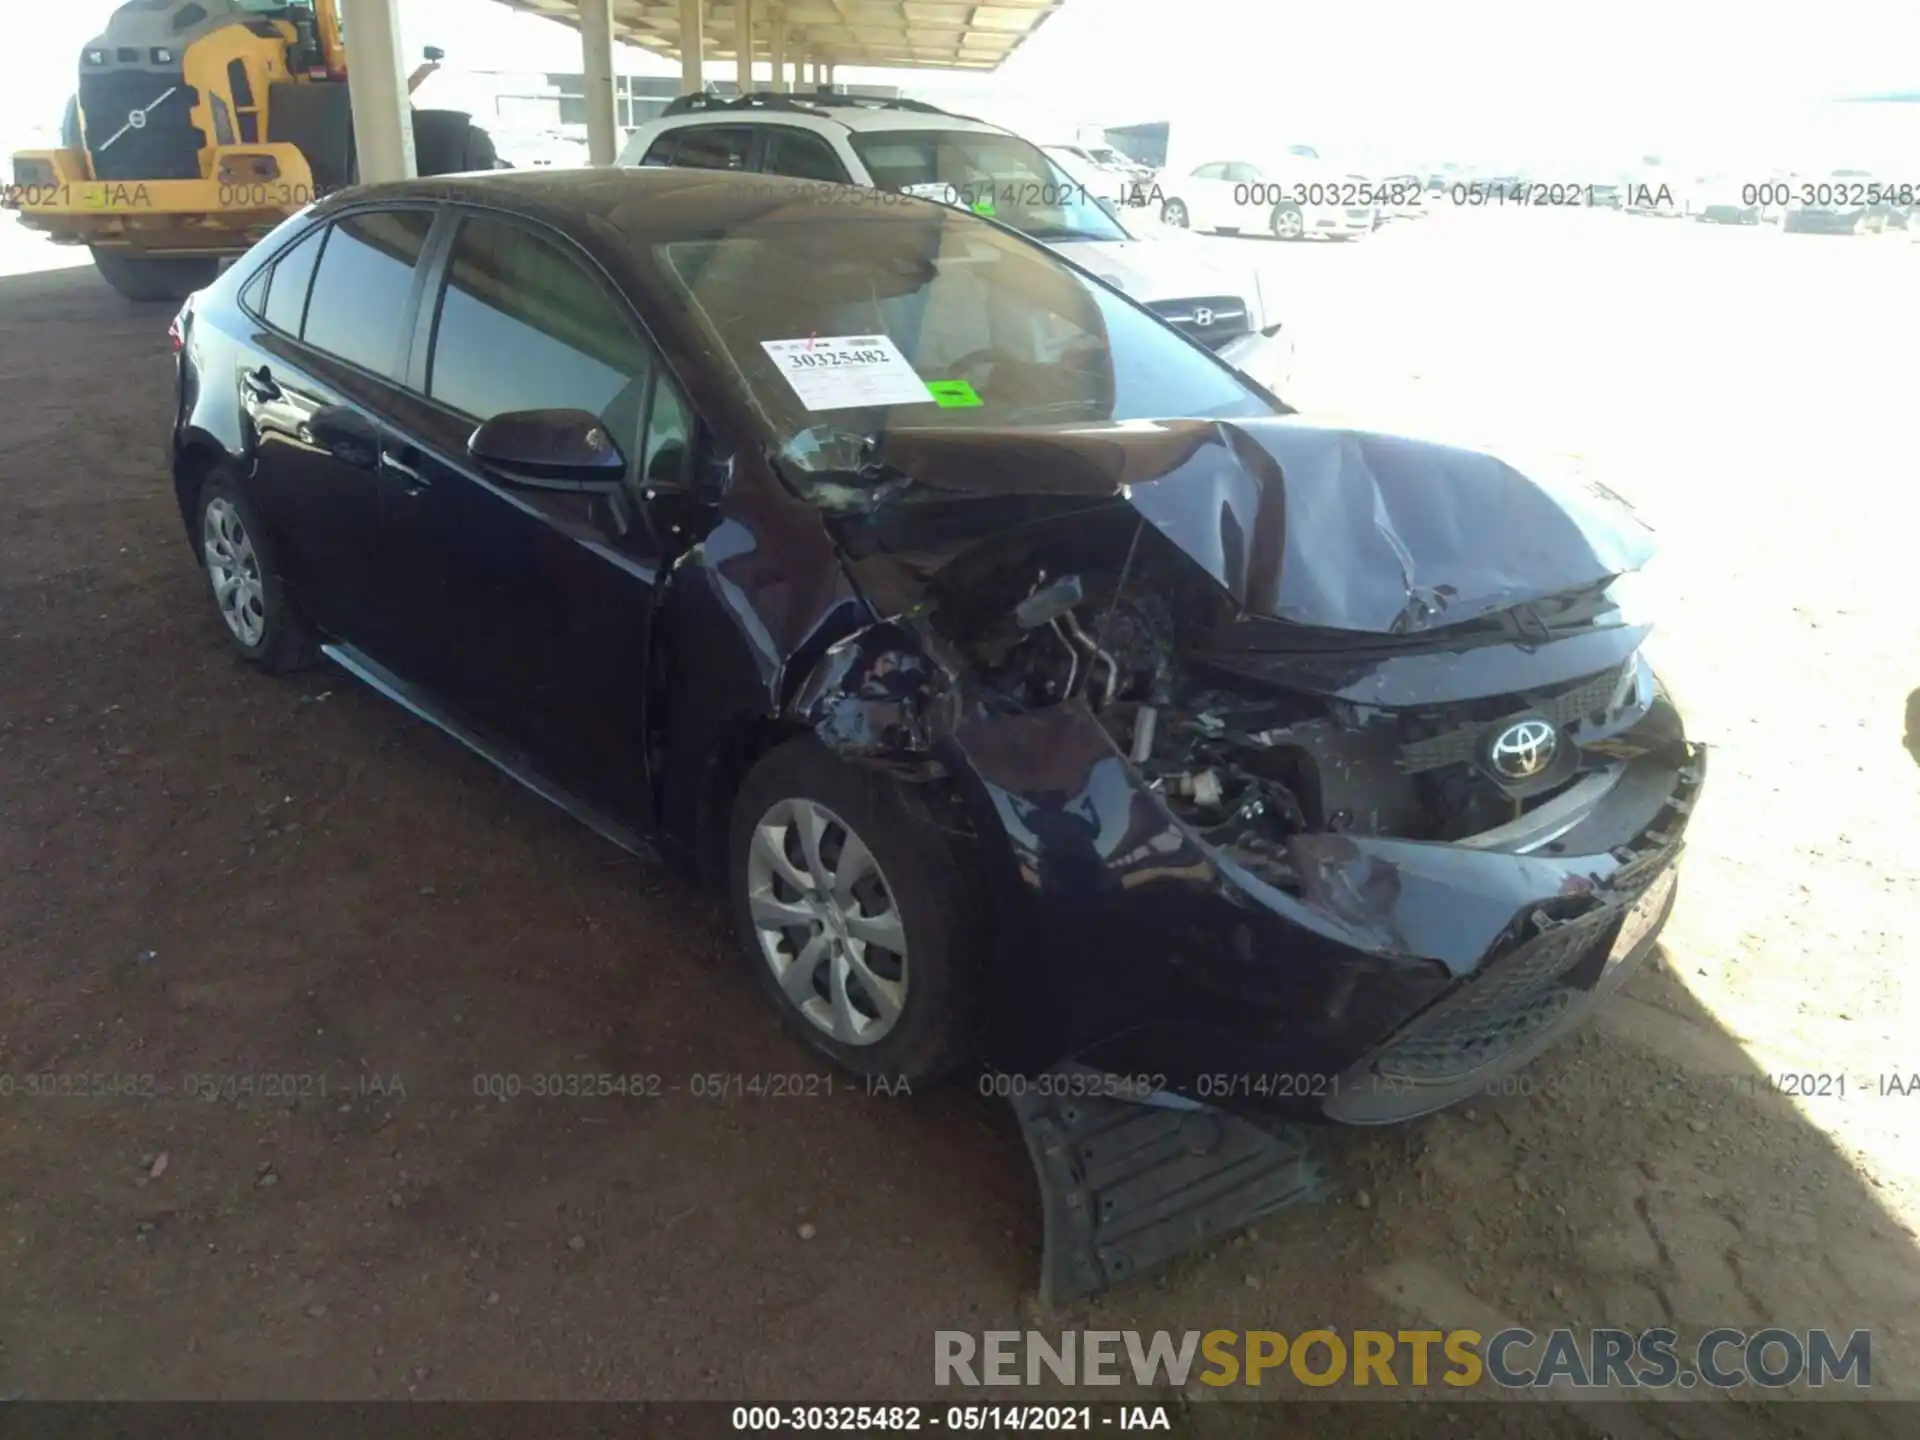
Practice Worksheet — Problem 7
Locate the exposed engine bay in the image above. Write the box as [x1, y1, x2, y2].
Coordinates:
[923, 514, 1654, 888]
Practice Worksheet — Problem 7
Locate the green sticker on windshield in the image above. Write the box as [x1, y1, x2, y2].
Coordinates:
[970, 199, 997, 217]
[926, 379, 983, 408]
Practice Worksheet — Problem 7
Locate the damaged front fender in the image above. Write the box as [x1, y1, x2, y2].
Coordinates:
[786, 620, 960, 779]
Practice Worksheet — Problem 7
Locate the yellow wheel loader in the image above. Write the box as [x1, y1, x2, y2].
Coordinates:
[6, 0, 497, 301]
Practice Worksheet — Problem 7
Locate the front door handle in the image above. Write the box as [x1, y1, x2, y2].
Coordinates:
[381, 446, 430, 494]
[240, 365, 281, 401]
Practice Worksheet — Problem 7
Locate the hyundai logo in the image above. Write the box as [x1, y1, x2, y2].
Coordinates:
[1192, 307, 1215, 327]
[1487, 718, 1558, 781]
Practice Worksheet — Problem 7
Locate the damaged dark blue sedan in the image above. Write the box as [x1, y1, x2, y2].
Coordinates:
[170, 169, 1702, 1296]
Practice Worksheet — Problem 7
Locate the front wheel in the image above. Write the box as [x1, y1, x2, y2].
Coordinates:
[728, 738, 983, 1085]
[91, 250, 219, 302]
[1270, 203, 1306, 240]
[195, 475, 314, 673]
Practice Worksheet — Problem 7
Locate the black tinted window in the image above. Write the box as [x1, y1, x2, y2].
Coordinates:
[303, 209, 434, 375]
[429, 214, 651, 440]
[640, 135, 677, 166]
[670, 126, 754, 171]
[262, 225, 324, 335]
[763, 129, 846, 182]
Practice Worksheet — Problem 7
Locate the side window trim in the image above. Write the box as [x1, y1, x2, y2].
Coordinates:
[237, 219, 329, 335]
[281, 201, 442, 384]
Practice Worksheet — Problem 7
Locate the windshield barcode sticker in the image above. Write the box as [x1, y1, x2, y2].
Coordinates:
[760, 335, 936, 411]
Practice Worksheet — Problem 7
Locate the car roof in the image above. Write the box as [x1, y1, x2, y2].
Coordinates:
[309, 166, 960, 248]
[643, 95, 1010, 138]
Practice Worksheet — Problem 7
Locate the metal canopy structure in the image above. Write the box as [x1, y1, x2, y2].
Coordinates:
[495, 0, 1067, 72]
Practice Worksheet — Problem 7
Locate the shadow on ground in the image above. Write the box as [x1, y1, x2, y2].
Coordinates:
[0, 266, 1916, 1438]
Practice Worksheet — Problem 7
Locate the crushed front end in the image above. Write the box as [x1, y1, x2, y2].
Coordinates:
[810, 416, 1705, 1127]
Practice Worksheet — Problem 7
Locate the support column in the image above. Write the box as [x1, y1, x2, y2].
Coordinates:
[679, 0, 706, 94]
[735, 0, 754, 95]
[581, 0, 618, 165]
[823, 61, 834, 88]
[339, 0, 416, 181]
[768, 8, 786, 93]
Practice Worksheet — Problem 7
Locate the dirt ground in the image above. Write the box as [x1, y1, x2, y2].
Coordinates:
[2, 207, 1918, 1433]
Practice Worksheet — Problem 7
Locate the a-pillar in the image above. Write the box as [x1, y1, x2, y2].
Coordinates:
[338, 0, 416, 181]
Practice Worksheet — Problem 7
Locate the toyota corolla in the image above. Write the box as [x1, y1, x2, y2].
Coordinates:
[169, 169, 1702, 1290]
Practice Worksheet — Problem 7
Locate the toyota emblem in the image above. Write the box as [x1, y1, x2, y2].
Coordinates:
[128, 109, 148, 130]
[1487, 718, 1558, 781]
[1192, 307, 1215, 327]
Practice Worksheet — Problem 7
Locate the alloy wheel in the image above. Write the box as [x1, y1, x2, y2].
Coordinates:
[1162, 200, 1189, 228]
[1272, 206, 1305, 240]
[202, 496, 266, 647]
[745, 797, 908, 1046]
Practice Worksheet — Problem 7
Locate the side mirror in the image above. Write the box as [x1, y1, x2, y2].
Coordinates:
[423, 45, 446, 61]
[468, 409, 625, 492]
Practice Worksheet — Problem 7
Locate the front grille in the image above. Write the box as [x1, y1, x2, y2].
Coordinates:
[79, 70, 203, 181]
[1372, 902, 1620, 1082]
[1345, 207, 1372, 219]
[1397, 660, 1632, 774]
[1146, 296, 1251, 350]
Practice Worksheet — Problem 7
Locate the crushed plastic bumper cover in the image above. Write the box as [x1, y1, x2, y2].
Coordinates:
[1011, 1066, 1333, 1304]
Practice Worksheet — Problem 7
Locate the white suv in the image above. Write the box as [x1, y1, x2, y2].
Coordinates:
[618, 94, 1293, 393]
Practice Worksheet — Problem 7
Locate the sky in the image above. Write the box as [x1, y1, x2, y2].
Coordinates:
[5, 0, 1918, 170]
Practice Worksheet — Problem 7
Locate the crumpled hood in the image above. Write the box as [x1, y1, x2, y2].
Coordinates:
[865, 416, 1655, 636]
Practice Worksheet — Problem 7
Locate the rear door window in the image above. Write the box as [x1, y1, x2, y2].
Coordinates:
[669, 126, 756, 171]
[301, 208, 435, 376]
[261, 225, 326, 336]
[762, 128, 848, 182]
[639, 133, 679, 166]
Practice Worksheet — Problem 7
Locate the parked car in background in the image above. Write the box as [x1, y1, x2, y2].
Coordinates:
[1155, 156, 1377, 240]
[1684, 174, 1759, 224]
[617, 93, 1292, 393]
[1765, 169, 1878, 233]
[169, 169, 1701, 1145]
[1044, 141, 1153, 184]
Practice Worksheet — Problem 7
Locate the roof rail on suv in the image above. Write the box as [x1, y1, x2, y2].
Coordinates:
[658, 90, 975, 122]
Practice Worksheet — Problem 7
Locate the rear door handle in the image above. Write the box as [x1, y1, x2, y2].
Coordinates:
[240, 365, 281, 401]
[381, 445, 430, 494]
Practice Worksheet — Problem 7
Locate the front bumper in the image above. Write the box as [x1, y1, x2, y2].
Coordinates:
[7, 145, 320, 255]
[1307, 205, 1375, 236]
[951, 700, 1704, 1126]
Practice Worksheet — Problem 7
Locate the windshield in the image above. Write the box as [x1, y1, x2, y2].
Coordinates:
[848, 129, 1130, 243]
[648, 206, 1272, 494]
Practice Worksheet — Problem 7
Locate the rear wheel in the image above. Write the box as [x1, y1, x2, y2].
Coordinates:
[195, 474, 314, 673]
[728, 738, 983, 1085]
[90, 250, 220, 302]
[1160, 198, 1190, 228]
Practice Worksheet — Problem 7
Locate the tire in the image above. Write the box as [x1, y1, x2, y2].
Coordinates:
[1270, 203, 1306, 240]
[194, 474, 314, 674]
[1160, 198, 1190, 228]
[728, 737, 983, 1085]
[266, 80, 357, 193]
[462, 123, 499, 172]
[91, 250, 220, 302]
[413, 109, 476, 176]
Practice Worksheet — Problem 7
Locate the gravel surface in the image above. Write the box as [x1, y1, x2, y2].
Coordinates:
[1, 209, 1916, 1432]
